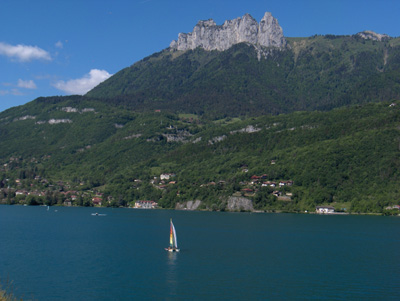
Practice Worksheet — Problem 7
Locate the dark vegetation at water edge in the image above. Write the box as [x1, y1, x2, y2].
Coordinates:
[0, 290, 18, 301]
[0, 281, 20, 301]
[0, 291, 19, 301]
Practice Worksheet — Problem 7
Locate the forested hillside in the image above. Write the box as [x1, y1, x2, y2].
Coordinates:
[1, 96, 399, 214]
[87, 35, 400, 119]
[1, 32, 400, 214]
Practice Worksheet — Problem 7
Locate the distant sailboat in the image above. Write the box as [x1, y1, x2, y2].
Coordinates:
[91, 213, 107, 216]
[165, 219, 180, 252]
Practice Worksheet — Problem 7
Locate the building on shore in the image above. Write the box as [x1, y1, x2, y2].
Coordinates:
[134, 200, 158, 209]
[316, 206, 335, 214]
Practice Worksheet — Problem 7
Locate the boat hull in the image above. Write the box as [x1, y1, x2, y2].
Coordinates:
[165, 247, 180, 252]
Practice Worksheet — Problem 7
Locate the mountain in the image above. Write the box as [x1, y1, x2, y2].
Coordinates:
[1, 12, 400, 214]
[169, 12, 286, 51]
[87, 12, 400, 119]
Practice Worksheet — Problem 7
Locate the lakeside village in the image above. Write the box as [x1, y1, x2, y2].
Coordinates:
[0, 157, 298, 210]
[0, 172, 293, 207]
[1, 158, 399, 214]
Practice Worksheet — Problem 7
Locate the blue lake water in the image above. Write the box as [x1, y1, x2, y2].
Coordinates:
[0, 205, 399, 300]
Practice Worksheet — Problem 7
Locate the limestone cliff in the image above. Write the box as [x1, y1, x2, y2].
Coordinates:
[226, 197, 254, 211]
[175, 200, 202, 210]
[170, 12, 286, 52]
[356, 30, 390, 41]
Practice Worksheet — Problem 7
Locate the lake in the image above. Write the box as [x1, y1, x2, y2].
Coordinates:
[0, 205, 399, 300]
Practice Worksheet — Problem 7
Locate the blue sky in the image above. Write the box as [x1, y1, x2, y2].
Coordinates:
[1, 0, 399, 112]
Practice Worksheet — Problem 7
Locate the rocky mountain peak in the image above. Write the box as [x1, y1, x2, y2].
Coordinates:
[170, 11, 286, 52]
[356, 30, 390, 41]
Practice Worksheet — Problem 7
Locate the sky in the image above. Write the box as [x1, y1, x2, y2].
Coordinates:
[1, 0, 400, 113]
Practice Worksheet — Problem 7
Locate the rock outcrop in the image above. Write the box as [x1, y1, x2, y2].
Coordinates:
[226, 196, 254, 211]
[175, 200, 202, 210]
[356, 30, 390, 41]
[170, 12, 286, 52]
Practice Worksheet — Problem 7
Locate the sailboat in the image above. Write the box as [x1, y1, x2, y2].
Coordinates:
[165, 219, 180, 252]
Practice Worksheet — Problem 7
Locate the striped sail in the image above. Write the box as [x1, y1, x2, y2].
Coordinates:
[170, 219, 178, 248]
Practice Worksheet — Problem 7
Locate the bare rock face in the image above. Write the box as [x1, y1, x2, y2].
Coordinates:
[226, 196, 254, 211]
[170, 12, 286, 52]
[257, 12, 286, 48]
[175, 200, 202, 210]
[356, 31, 390, 41]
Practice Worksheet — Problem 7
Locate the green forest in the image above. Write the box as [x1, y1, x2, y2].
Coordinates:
[88, 35, 400, 119]
[0, 98, 399, 214]
[1, 34, 400, 215]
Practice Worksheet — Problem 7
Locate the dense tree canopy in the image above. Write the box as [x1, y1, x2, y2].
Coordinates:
[1, 34, 400, 214]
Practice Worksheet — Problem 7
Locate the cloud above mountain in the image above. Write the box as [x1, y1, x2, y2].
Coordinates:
[53, 69, 112, 95]
[17, 79, 37, 89]
[0, 42, 51, 62]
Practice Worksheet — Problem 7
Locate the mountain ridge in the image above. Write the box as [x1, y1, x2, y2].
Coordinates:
[1, 12, 400, 214]
[87, 34, 400, 119]
[86, 11, 398, 118]
[169, 12, 286, 52]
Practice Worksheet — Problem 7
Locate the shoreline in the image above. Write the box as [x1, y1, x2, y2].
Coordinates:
[1, 203, 399, 216]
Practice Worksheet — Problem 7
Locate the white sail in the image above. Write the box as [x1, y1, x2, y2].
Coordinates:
[172, 221, 178, 248]
[166, 219, 180, 252]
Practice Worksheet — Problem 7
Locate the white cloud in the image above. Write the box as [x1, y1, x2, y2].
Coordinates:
[53, 69, 112, 95]
[55, 41, 63, 49]
[11, 89, 24, 95]
[17, 79, 37, 89]
[0, 80, 36, 96]
[0, 42, 51, 62]
[0, 89, 24, 96]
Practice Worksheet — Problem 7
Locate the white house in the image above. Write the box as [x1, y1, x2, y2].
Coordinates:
[316, 206, 335, 214]
[134, 201, 158, 209]
[160, 173, 176, 180]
